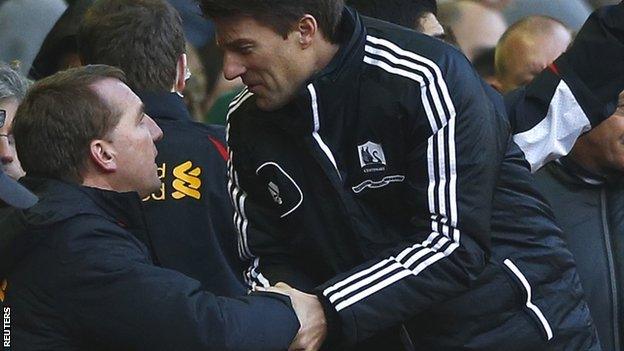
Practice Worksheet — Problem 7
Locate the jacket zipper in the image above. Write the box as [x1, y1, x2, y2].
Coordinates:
[600, 189, 620, 351]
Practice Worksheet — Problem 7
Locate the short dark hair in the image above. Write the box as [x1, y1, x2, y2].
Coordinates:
[13, 65, 126, 183]
[199, 0, 345, 43]
[348, 0, 437, 30]
[78, 0, 186, 92]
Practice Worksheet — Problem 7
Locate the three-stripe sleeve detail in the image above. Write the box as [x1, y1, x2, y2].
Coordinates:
[225, 88, 255, 261]
[322, 35, 460, 312]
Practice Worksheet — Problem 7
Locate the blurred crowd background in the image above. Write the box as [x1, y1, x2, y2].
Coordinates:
[0, 0, 619, 127]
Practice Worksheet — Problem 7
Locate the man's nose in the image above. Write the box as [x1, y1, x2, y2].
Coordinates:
[222, 53, 247, 81]
[146, 115, 163, 141]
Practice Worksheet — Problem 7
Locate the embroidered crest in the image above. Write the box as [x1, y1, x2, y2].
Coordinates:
[358, 141, 386, 173]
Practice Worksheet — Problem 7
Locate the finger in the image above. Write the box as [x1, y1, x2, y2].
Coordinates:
[255, 285, 290, 297]
[275, 281, 293, 289]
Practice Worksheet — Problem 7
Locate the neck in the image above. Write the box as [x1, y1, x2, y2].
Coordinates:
[568, 142, 607, 178]
[81, 175, 115, 193]
[314, 40, 341, 74]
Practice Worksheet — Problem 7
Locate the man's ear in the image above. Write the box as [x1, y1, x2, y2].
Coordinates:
[89, 139, 117, 173]
[297, 15, 318, 49]
[174, 53, 188, 93]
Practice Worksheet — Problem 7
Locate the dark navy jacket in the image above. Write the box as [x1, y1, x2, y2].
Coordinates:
[533, 160, 624, 351]
[224, 5, 624, 350]
[0, 177, 299, 350]
[138, 91, 246, 297]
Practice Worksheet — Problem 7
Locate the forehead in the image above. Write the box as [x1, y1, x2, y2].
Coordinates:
[90, 78, 140, 111]
[214, 16, 281, 46]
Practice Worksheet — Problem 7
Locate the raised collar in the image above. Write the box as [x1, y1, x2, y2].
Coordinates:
[136, 91, 192, 122]
[21, 176, 145, 230]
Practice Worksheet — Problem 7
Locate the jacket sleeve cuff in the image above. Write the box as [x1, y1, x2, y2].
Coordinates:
[315, 289, 342, 350]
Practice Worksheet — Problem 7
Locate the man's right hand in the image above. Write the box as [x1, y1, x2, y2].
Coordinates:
[257, 282, 327, 351]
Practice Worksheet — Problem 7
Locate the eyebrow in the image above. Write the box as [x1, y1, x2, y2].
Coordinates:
[220, 38, 254, 50]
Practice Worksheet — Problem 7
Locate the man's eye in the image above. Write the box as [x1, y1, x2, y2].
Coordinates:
[239, 46, 253, 54]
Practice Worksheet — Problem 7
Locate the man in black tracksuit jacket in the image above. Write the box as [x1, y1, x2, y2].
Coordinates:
[78, 0, 246, 296]
[202, 1, 624, 349]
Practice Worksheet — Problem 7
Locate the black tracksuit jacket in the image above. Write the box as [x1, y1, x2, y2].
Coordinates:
[226, 5, 624, 350]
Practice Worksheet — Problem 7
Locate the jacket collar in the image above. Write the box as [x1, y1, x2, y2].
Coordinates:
[19, 176, 146, 230]
[269, 6, 366, 136]
[0, 177, 147, 279]
[550, 158, 607, 186]
[136, 91, 192, 122]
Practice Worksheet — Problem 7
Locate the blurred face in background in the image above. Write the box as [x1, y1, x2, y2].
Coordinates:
[495, 25, 571, 93]
[570, 91, 624, 177]
[0, 97, 25, 180]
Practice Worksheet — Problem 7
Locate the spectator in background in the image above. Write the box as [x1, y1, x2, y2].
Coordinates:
[502, 0, 592, 32]
[531, 91, 624, 351]
[438, 0, 507, 61]
[588, 0, 621, 8]
[0, 0, 67, 75]
[78, 0, 247, 297]
[29, 0, 95, 80]
[0, 62, 28, 181]
[494, 16, 572, 93]
[347, 0, 444, 37]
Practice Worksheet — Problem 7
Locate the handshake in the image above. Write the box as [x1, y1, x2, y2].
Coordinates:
[256, 283, 329, 351]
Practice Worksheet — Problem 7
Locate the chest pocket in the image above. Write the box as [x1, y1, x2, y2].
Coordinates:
[255, 162, 303, 218]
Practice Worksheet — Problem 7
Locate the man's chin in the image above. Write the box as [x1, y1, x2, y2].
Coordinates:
[139, 179, 162, 198]
[256, 96, 287, 112]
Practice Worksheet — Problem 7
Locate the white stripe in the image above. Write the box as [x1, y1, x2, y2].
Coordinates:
[503, 259, 554, 340]
[256, 162, 304, 218]
[335, 270, 411, 311]
[513, 80, 591, 173]
[427, 137, 436, 222]
[226, 91, 256, 260]
[449, 118, 459, 240]
[228, 87, 250, 108]
[365, 44, 447, 126]
[364, 56, 437, 132]
[307, 84, 341, 179]
[367, 35, 456, 120]
[325, 37, 462, 311]
[226, 90, 254, 122]
[250, 258, 271, 288]
[328, 261, 404, 303]
[436, 129, 447, 220]
[323, 259, 394, 296]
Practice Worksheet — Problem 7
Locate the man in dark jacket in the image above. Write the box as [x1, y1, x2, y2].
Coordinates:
[201, 1, 624, 350]
[78, 0, 245, 296]
[0, 65, 325, 350]
[530, 92, 624, 351]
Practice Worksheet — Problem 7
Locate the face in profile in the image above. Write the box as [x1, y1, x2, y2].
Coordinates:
[92, 78, 163, 197]
[215, 16, 312, 111]
[0, 98, 25, 180]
